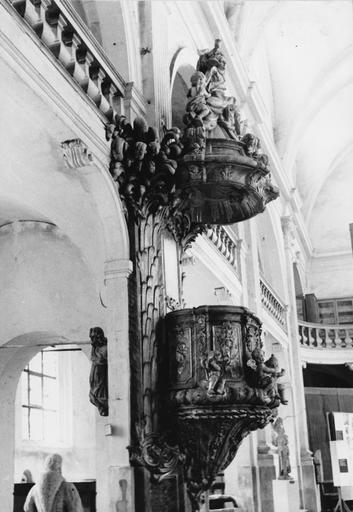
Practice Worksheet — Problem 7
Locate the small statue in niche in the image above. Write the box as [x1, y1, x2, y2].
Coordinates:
[89, 326, 108, 416]
[272, 417, 291, 480]
[176, 341, 187, 376]
[203, 350, 230, 395]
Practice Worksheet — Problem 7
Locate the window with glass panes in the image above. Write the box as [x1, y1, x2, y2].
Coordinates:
[21, 349, 59, 441]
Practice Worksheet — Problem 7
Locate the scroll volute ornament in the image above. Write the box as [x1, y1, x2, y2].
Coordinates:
[165, 306, 286, 510]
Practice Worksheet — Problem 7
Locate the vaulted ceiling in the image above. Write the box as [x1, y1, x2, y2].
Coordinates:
[228, 0, 353, 255]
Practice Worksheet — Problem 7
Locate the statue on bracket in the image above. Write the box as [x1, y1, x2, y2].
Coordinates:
[89, 327, 108, 416]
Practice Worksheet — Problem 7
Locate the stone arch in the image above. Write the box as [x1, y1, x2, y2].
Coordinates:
[76, 160, 130, 267]
[0, 332, 94, 510]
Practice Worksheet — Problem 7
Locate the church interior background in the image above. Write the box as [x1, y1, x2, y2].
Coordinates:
[1, 0, 353, 511]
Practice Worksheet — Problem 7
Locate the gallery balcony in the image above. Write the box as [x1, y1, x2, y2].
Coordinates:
[298, 320, 353, 365]
[6, 0, 132, 120]
[259, 276, 287, 332]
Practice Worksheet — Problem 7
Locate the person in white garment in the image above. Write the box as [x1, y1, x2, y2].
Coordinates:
[23, 453, 83, 512]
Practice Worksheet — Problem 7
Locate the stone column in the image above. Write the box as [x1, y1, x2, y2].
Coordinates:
[224, 219, 264, 512]
[96, 258, 134, 512]
[281, 216, 320, 512]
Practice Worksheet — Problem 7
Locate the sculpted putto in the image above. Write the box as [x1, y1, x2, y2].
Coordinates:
[247, 348, 285, 405]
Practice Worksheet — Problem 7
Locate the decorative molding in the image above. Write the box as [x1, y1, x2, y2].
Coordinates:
[61, 139, 93, 168]
[104, 259, 133, 280]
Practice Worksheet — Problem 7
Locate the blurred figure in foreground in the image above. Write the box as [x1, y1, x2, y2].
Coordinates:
[24, 453, 83, 512]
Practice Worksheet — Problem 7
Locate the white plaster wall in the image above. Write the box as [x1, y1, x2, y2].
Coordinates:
[0, 223, 102, 344]
[182, 255, 240, 308]
[308, 253, 353, 300]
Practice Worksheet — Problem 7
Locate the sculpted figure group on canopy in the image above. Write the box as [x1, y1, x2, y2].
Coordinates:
[184, 38, 242, 140]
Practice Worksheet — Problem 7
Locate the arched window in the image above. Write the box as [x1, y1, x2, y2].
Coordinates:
[20, 349, 59, 442]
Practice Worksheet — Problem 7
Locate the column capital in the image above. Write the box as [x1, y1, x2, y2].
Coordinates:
[104, 259, 133, 280]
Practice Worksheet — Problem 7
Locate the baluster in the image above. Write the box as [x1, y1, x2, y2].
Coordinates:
[229, 242, 235, 266]
[39, 0, 59, 47]
[101, 80, 117, 120]
[299, 325, 304, 345]
[273, 298, 279, 320]
[90, 67, 106, 109]
[68, 33, 85, 82]
[339, 328, 347, 348]
[328, 328, 336, 348]
[85, 58, 102, 105]
[24, 0, 42, 29]
[311, 327, 318, 347]
[75, 44, 93, 90]
[59, 23, 76, 72]
[303, 326, 309, 346]
[318, 328, 326, 347]
[349, 329, 353, 348]
[308, 326, 315, 347]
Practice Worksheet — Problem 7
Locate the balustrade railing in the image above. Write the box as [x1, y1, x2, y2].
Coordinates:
[206, 225, 241, 277]
[298, 321, 353, 349]
[7, 0, 126, 119]
[259, 277, 287, 330]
